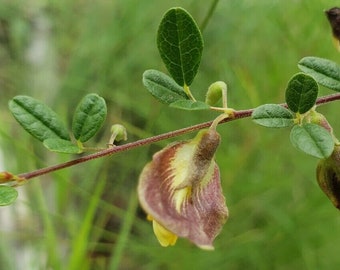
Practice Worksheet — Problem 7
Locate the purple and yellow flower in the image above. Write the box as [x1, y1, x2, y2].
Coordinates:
[138, 128, 228, 250]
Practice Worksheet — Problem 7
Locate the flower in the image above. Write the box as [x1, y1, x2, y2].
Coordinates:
[138, 128, 228, 249]
[317, 145, 340, 209]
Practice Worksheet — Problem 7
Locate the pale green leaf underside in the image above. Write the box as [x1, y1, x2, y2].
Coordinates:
[143, 69, 188, 104]
[8, 95, 70, 142]
[0, 186, 18, 206]
[72, 93, 107, 143]
[285, 73, 318, 114]
[252, 104, 294, 128]
[43, 138, 82, 154]
[169, 100, 210, 110]
[290, 123, 334, 159]
[298, 57, 340, 92]
[157, 7, 203, 86]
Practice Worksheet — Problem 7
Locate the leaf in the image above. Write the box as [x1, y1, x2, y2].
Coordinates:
[72, 94, 107, 142]
[0, 186, 18, 206]
[285, 73, 318, 114]
[290, 123, 334, 158]
[8, 95, 70, 142]
[43, 138, 82, 154]
[298, 57, 340, 91]
[143, 70, 188, 104]
[157, 7, 203, 86]
[169, 100, 210, 110]
[251, 104, 294, 128]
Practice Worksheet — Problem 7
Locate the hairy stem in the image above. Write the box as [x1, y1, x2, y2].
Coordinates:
[16, 93, 340, 181]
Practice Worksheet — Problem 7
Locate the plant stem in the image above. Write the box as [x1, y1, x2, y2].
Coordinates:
[16, 93, 340, 181]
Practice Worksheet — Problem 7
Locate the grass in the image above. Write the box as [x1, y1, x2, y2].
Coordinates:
[1, 0, 340, 269]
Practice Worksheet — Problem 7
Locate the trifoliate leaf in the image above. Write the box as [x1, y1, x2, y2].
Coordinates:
[157, 7, 203, 86]
[290, 123, 334, 158]
[285, 73, 318, 114]
[72, 94, 107, 143]
[43, 138, 82, 154]
[251, 104, 294, 128]
[143, 70, 188, 104]
[8, 95, 70, 142]
[0, 186, 18, 206]
[298, 57, 340, 91]
[169, 100, 210, 110]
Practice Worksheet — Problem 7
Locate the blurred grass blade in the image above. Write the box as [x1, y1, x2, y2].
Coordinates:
[0, 186, 18, 206]
[8, 95, 70, 142]
[298, 57, 340, 91]
[157, 7, 203, 86]
[290, 123, 334, 158]
[285, 73, 318, 114]
[252, 104, 294, 128]
[72, 93, 107, 143]
[169, 100, 210, 110]
[43, 138, 82, 154]
[143, 70, 188, 104]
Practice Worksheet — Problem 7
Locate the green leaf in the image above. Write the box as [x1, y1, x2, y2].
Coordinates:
[285, 73, 318, 114]
[8, 95, 70, 142]
[298, 57, 340, 91]
[0, 186, 18, 206]
[72, 94, 107, 142]
[142, 69, 188, 104]
[251, 104, 294, 128]
[290, 123, 334, 158]
[157, 7, 203, 86]
[169, 100, 210, 110]
[43, 138, 82, 154]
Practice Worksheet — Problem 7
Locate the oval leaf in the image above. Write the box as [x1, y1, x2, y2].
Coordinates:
[43, 138, 82, 154]
[252, 104, 294, 128]
[290, 123, 334, 158]
[285, 73, 318, 114]
[143, 70, 188, 104]
[0, 186, 18, 206]
[72, 94, 107, 142]
[8, 95, 70, 142]
[298, 57, 340, 91]
[169, 100, 210, 110]
[157, 7, 203, 86]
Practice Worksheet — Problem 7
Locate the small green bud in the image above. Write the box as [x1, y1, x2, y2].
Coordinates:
[108, 124, 127, 147]
[316, 145, 340, 210]
[205, 81, 226, 106]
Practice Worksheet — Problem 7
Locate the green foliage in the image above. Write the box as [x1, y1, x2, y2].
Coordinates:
[8, 94, 107, 154]
[8, 95, 70, 142]
[1, 1, 340, 269]
[169, 100, 210, 110]
[0, 186, 18, 206]
[43, 138, 82, 154]
[298, 57, 340, 91]
[72, 93, 107, 143]
[251, 104, 294, 128]
[157, 7, 203, 87]
[142, 69, 188, 104]
[290, 123, 334, 159]
[285, 73, 318, 114]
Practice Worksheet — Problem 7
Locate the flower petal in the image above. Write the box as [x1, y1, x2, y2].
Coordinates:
[138, 129, 228, 249]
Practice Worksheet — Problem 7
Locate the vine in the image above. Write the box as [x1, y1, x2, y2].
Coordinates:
[1, 6, 340, 249]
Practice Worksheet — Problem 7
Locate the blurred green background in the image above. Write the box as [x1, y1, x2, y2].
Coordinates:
[1, 0, 340, 269]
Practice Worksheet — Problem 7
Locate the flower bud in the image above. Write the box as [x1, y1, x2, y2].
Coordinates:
[316, 145, 340, 209]
[205, 81, 226, 106]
